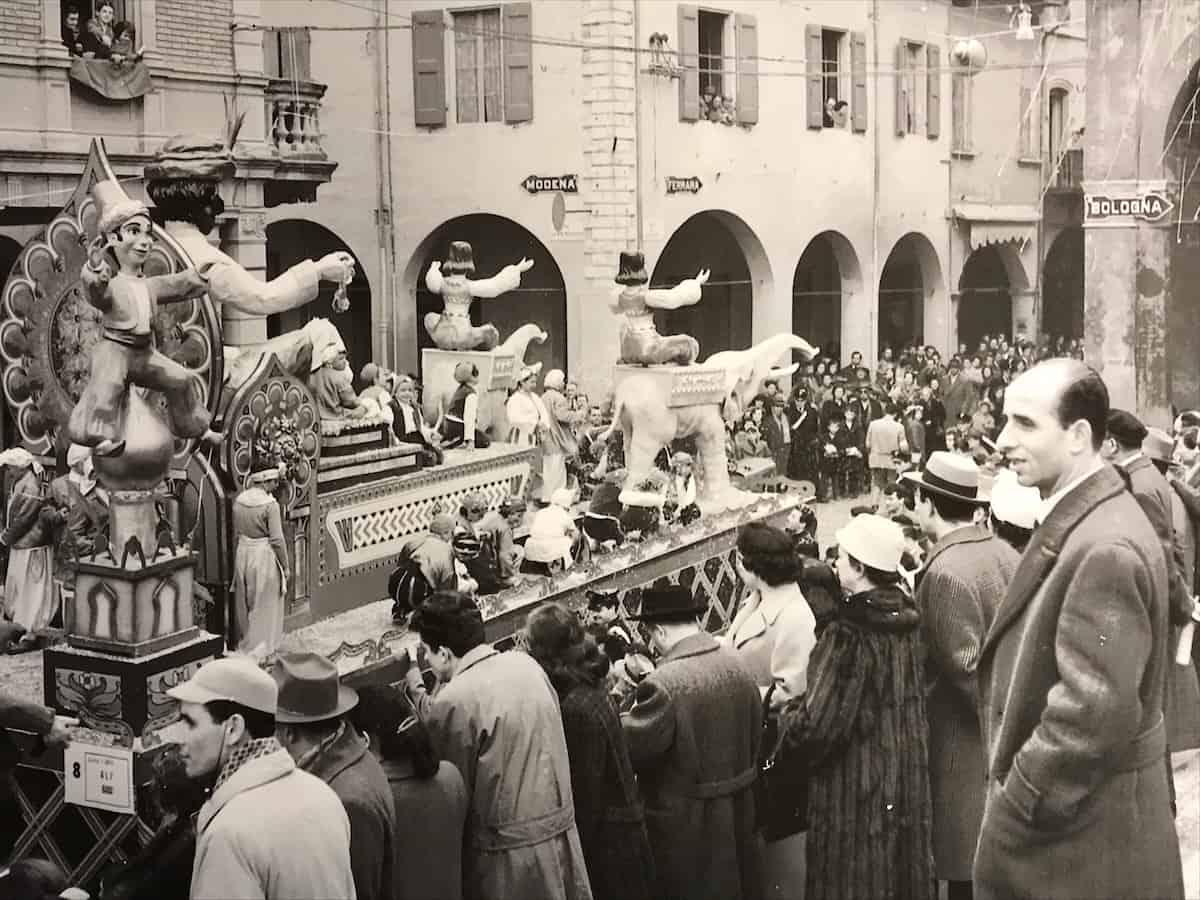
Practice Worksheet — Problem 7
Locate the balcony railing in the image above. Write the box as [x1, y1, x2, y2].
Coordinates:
[1049, 146, 1082, 192]
[266, 79, 328, 159]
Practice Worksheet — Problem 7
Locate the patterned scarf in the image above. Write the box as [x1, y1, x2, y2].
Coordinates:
[213, 736, 283, 793]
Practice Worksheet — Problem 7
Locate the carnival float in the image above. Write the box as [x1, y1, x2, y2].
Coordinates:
[0, 129, 810, 887]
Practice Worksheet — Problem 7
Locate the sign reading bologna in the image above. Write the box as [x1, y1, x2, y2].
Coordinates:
[666, 176, 703, 194]
[1085, 191, 1175, 225]
[522, 174, 579, 195]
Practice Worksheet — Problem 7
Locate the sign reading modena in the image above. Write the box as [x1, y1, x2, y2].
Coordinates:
[522, 174, 579, 194]
[1085, 192, 1175, 224]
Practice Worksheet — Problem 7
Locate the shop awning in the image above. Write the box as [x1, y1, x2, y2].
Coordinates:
[952, 203, 1040, 250]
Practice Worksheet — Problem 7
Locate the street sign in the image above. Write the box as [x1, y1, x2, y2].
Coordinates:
[521, 174, 578, 195]
[64, 741, 135, 814]
[666, 176, 703, 194]
[1084, 191, 1175, 224]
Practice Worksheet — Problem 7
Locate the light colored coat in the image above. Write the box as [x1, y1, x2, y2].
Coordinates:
[974, 467, 1183, 900]
[914, 524, 1018, 882]
[725, 582, 817, 708]
[865, 416, 908, 470]
[426, 645, 592, 900]
[191, 747, 356, 900]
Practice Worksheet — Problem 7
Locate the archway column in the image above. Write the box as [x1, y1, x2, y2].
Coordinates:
[1012, 288, 1037, 340]
[220, 210, 270, 346]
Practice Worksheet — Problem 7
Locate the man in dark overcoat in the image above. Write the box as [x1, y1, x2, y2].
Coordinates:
[903, 453, 1018, 900]
[976, 360, 1183, 900]
[622, 584, 763, 900]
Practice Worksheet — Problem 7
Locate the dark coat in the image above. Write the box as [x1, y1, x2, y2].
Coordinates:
[384, 758, 468, 900]
[622, 632, 763, 900]
[0, 690, 53, 775]
[942, 375, 979, 426]
[762, 411, 792, 476]
[302, 723, 397, 900]
[915, 525, 1018, 882]
[974, 466, 1183, 900]
[780, 586, 935, 900]
[1121, 455, 1194, 627]
[560, 683, 656, 900]
[786, 402, 820, 480]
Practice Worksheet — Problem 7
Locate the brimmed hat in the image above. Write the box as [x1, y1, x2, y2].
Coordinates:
[628, 583, 705, 621]
[167, 656, 278, 714]
[1143, 427, 1175, 466]
[835, 514, 906, 573]
[901, 451, 987, 505]
[273, 652, 359, 724]
[1106, 409, 1147, 447]
[442, 241, 476, 276]
[616, 251, 649, 286]
[988, 468, 1041, 530]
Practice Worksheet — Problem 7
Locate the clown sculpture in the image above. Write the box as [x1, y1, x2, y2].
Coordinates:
[68, 180, 223, 458]
[423, 240, 534, 350]
[610, 251, 710, 366]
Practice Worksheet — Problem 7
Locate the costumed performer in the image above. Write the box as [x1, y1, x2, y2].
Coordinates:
[309, 338, 367, 422]
[48, 444, 109, 604]
[423, 241, 534, 350]
[439, 362, 490, 449]
[390, 374, 444, 466]
[357, 362, 395, 424]
[0, 449, 64, 650]
[539, 369, 582, 501]
[232, 461, 289, 658]
[522, 488, 579, 574]
[68, 180, 222, 458]
[583, 469, 626, 550]
[663, 451, 701, 526]
[609, 251, 709, 366]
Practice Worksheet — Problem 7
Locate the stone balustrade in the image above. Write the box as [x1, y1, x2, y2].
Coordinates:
[266, 78, 328, 159]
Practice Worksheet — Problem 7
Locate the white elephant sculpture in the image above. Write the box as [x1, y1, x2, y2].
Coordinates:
[606, 333, 818, 511]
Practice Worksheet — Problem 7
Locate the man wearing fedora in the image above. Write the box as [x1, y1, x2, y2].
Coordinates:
[976, 360, 1183, 900]
[407, 594, 592, 900]
[167, 656, 356, 900]
[274, 652, 396, 900]
[902, 452, 1019, 900]
[621, 583, 763, 900]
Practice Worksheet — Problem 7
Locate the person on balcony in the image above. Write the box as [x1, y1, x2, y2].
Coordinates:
[61, 6, 84, 56]
[82, 0, 116, 59]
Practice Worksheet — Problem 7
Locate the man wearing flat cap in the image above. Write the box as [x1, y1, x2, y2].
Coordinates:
[621, 582, 763, 900]
[274, 652, 396, 900]
[903, 452, 1018, 899]
[167, 656, 356, 899]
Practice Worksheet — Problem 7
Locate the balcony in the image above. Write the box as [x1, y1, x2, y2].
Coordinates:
[1048, 147, 1082, 192]
[264, 78, 337, 206]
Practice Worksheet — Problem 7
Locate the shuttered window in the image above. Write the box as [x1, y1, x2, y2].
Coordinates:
[679, 5, 758, 126]
[735, 12, 758, 125]
[412, 10, 447, 127]
[850, 30, 868, 133]
[952, 71, 972, 152]
[1018, 85, 1038, 158]
[897, 39, 926, 135]
[453, 9, 503, 123]
[263, 28, 312, 81]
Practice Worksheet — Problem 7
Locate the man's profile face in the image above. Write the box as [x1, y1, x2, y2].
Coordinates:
[178, 701, 227, 779]
[996, 368, 1075, 494]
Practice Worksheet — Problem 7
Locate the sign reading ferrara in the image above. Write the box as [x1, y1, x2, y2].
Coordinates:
[666, 176, 703, 194]
[1085, 191, 1175, 224]
[522, 174, 579, 194]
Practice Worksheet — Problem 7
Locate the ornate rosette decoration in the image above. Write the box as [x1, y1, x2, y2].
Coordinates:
[224, 352, 319, 508]
[0, 139, 222, 459]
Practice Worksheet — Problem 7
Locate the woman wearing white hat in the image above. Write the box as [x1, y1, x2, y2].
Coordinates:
[778, 514, 934, 900]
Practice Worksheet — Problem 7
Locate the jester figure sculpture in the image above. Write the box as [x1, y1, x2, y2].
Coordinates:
[424, 241, 535, 351]
[610, 251, 710, 366]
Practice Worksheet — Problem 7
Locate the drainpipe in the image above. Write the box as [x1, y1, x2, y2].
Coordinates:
[374, 0, 396, 368]
[871, 0, 881, 360]
[633, 0, 644, 251]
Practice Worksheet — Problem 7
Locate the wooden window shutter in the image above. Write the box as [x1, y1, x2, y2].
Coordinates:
[951, 71, 970, 150]
[262, 29, 281, 79]
[1019, 85, 1034, 155]
[735, 13, 758, 125]
[895, 41, 908, 135]
[851, 30, 868, 133]
[805, 25, 823, 129]
[279, 29, 311, 81]
[678, 5, 700, 121]
[926, 44, 940, 139]
[411, 10, 447, 128]
[503, 3, 533, 123]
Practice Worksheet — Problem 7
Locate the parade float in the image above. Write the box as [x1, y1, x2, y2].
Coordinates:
[0, 131, 809, 885]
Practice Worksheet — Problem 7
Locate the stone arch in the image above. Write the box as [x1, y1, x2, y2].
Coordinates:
[649, 209, 773, 360]
[792, 230, 863, 362]
[1042, 227, 1084, 342]
[403, 214, 568, 377]
[265, 220, 373, 382]
[878, 232, 945, 354]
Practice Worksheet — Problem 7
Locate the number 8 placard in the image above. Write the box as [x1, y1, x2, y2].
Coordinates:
[64, 742, 135, 814]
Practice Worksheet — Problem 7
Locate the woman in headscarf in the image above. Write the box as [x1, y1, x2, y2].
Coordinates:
[231, 461, 289, 658]
[0, 448, 63, 650]
[540, 369, 581, 500]
[48, 443, 109, 613]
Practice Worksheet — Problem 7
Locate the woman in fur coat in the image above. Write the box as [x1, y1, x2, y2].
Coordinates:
[778, 514, 935, 900]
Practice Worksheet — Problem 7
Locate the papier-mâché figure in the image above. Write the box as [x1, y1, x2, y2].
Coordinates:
[68, 180, 221, 458]
[610, 251, 710, 366]
[423, 241, 534, 351]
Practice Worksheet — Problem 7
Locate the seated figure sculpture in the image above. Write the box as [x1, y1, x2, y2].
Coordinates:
[423, 241, 535, 351]
[610, 251, 709, 366]
[68, 180, 222, 458]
